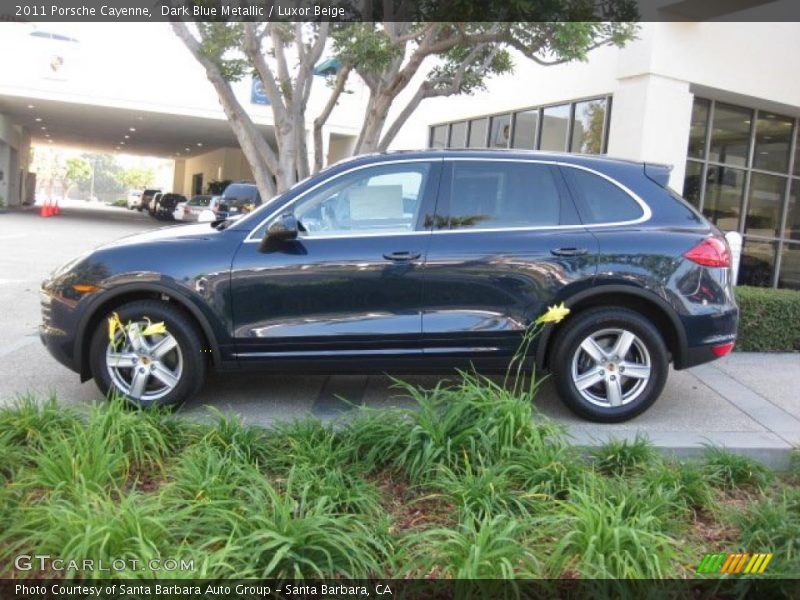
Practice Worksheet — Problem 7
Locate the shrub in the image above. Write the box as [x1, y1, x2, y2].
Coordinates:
[590, 435, 660, 477]
[703, 447, 773, 490]
[734, 488, 800, 577]
[735, 286, 800, 352]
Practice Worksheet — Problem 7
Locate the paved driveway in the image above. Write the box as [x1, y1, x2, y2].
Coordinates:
[1, 205, 797, 466]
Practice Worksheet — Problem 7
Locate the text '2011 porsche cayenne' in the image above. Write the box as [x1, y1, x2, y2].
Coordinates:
[40, 150, 737, 422]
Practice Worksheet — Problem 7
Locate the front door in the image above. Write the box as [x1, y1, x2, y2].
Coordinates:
[229, 160, 441, 365]
[421, 159, 598, 364]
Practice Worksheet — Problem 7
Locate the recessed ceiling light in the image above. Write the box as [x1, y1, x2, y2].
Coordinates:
[44, 134, 50, 138]
[35, 117, 42, 122]
[27, 104, 35, 109]
[196, 142, 203, 147]
[137, 116, 144, 121]
[115, 146, 120, 150]
[124, 135, 130, 139]
[40, 126, 46, 130]
[184, 147, 190, 151]
[129, 127, 136, 132]
[47, 139, 53, 143]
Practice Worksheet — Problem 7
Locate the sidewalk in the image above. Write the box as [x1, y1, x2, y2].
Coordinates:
[550, 352, 800, 469]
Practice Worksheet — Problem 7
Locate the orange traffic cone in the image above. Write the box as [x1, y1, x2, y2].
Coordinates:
[52, 203, 60, 216]
[40, 203, 50, 217]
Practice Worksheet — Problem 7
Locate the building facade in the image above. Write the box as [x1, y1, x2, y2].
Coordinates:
[416, 22, 800, 289]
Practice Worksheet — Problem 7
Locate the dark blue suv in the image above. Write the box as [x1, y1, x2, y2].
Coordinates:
[40, 150, 737, 422]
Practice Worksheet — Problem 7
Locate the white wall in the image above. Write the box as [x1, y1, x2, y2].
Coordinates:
[174, 147, 254, 195]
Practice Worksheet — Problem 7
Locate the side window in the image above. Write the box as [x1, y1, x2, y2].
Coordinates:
[437, 161, 564, 230]
[565, 167, 644, 224]
[287, 163, 431, 237]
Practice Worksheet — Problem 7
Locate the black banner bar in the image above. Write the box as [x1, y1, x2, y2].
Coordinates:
[2, 578, 800, 600]
[2, 0, 800, 23]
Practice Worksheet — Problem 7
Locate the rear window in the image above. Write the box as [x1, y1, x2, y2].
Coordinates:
[564, 168, 643, 224]
[188, 195, 212, 206]
[222, 184, 260, 206]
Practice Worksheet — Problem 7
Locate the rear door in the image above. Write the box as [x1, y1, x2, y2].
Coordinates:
[420, 158, 598, 363]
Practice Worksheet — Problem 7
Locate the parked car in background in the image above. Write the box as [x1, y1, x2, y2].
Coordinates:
[174, 194, 220, 222]
[126, 190, 143, 210]
[218, 182, 261, 218]
[148, 192, 163, 217]
[138, 189, 161, 213]
[39, 150, 738, 422]
[152, 193, 186, 220]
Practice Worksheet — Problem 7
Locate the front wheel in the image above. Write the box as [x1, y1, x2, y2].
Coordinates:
[89, 300, 207, 408]
[551, 307, 668, 422]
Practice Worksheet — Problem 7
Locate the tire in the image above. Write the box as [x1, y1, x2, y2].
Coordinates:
[550, 307, 668, 423]
[89, 300, 207, 409]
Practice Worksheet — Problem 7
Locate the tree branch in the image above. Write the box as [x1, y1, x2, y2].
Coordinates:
[312, 63, 352, 173]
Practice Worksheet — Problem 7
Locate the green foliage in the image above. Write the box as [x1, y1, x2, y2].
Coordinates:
[735, 286, 800, 351]
[0, 379, 792, 580]
[116, 167, 155, 190]
[402, 514, 542, 578]
[703, 447, 774, 490]
[591, 435, 659, 477]
[734, 488, 800, 576]
[65, 156, 92, 185]
[547, 487, 676, 578]
[197, 23, 250, 81]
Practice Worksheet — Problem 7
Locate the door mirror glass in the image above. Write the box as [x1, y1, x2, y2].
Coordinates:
[266, 212, 299, 242]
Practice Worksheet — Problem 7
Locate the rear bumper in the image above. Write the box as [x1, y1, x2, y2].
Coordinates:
[675, 305, 739, 370]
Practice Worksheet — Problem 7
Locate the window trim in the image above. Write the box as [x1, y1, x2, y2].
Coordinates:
[243, 157, 651, 243]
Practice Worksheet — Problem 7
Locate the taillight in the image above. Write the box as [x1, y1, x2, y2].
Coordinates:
[684, 237, 731, 268]
[711, 341, 735, 357]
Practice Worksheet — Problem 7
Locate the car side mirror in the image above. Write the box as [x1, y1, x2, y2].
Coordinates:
[265, 212, 299, 242]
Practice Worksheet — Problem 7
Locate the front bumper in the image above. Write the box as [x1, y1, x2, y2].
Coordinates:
[39, 290, 80, 374]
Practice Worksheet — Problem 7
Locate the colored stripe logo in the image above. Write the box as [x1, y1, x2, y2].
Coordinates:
[697, 552, 773, 574]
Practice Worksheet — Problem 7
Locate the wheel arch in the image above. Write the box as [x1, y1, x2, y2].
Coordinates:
[76, 284, 222, 381]
[536, 284, 687, 371]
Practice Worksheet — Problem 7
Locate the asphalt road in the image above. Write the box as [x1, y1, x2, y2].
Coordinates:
[1, 202, 797, 465]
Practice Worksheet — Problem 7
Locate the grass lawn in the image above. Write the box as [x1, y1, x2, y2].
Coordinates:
[0, 370, 798, 581]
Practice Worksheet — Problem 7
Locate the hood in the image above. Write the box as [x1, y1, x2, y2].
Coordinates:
[99, 223, 218, 249]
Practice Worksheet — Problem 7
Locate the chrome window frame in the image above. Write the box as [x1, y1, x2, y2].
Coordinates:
[243, 157, 652, 243]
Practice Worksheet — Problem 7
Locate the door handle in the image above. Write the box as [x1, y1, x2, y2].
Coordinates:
[383, 251, 421, 261]
[551, 247, 588, 257]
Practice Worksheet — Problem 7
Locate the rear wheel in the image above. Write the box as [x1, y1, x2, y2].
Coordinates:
[89, 300, 206, 409]
[551, 307, 668, 422]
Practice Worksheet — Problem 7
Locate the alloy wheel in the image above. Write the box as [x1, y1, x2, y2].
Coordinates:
[570, 328, 652, 408]
[105, 321, 183, 403]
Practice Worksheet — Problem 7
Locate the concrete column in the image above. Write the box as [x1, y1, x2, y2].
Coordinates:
[0, 141, 9, 208]
[606, 73, 695, 191]
[172, 159, 186, 195]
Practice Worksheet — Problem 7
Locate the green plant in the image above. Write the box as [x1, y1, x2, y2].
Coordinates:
[735, 286, 800, 352]
[402, 514, 542, 578]
[733, 488, 800, 576]
[591, 435, 660, 477]
[547, 487, 676, 578]
[0, 194, 6, 209]
[703, 447, 773, 490]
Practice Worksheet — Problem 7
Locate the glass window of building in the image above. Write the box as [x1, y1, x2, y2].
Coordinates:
[709, 103, 752, 167]
[753, 112, 793, 173]
[703, 165, 745, 232]
[570, 99, 607, 154]
[785, 181, 800, 243]
[778, 243, 800, 290]
[746, 174, 787, 238]
[540, 104, 571, 151]
[794, 125, 800, 176]
[430, 125, 448, 149]
[688, 98, 710, 159]
[683, 161, 703, 209]
[683, 97, 800, 288]
[489, 114, 511, 148]
[467, 118, 488, 148]
[511, 109, 538, 149]
[738, 239, 777, 287]
[449, 121, 467, 149]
